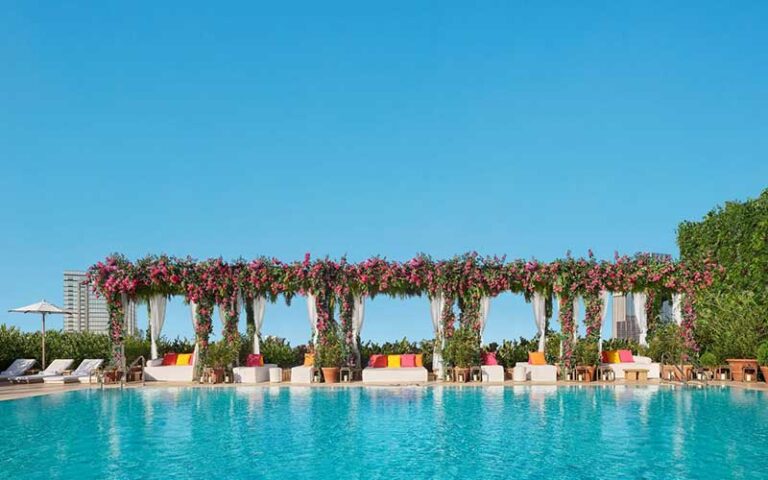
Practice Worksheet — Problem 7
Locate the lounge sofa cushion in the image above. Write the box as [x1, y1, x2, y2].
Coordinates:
[400, 354, 416, 367]
[162, 353, 178, 366]
[246, 354, 264, 367]
[368, 355, 387, 368]
[604, 351, 621, 364]
[415, 354, 423, 367]
[176, 353, 193, 366]
[303, 353, 315, 367]
[482, 352, 498, 366]
[387, 355, 401, 368]
[528, 352, 546, 365]
[618, 350, 634, 363]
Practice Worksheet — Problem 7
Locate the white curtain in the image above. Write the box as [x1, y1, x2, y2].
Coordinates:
[572, 297, 580, 340]
[306, 293, 319, 346]
[148, 294, 167, 360]
[478, 296, 491, 343]
[598, 290, 610, 354]
[430, 292, 445, 378]
[532, 292, 547, 352]
[190, 301, 199, 368]
[352, 295, 365, 367]
[251, 296, 266, 354]
[633, 292, 649, 346]
[672, 293, 683, 326]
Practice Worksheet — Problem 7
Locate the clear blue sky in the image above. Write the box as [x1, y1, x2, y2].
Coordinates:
[1, 2, 766, 346]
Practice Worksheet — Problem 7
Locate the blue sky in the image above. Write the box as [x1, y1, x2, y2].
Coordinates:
[1, 2, 766, 346]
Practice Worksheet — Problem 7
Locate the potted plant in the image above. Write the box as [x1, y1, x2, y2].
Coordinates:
[443, 326, 480, 383]
[574, 339, 599, 382]
[698, 352, 719, 380]
[757, 342, 768, 384]
[206, 341, 236, 383]
[317, 327, 343, 384]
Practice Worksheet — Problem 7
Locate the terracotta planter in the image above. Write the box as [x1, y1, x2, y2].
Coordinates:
[211, 368, 226, 384]
[761, 366, 768, 383]
[321, 367, 340, 384]
[576, 366, 596, 382]
[454, 367, 470, 383]
[726, 359, 758, 382]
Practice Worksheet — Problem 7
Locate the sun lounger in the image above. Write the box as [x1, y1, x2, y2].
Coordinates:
[11, 359, 74, 383]
[43, 359, 104, 384]
[0, 359, 37, 381]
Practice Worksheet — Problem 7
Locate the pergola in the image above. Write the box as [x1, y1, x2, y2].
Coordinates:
[88, 252, 719, 378]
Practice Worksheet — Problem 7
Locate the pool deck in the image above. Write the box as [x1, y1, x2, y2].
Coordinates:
[2, 378, 767, 401]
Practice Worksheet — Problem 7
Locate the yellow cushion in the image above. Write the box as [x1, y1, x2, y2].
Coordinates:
[414, 354, 423, 367]
[176, 353, 192, 366]
[606, 351, 621, 364]
[303, 353, 315, 367]
[387, 355, 401, 368]
[528, 351, 547, 365]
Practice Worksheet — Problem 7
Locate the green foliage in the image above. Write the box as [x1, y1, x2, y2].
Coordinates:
[699, 352, 719, 368]
[693, 290, 768, 359]
[442, 326, 480, 368]
[258, 336, 301, 368]
[496, 337, 535, 368]
[646, 323, 685, 363]
[359, 337, 434, 370]
[756, 342, 768, 367]
[317, 327, 344, 368]
[206, 341, 238, 369]
[574, 339, 599, 366]
[602, 337, 644, 355]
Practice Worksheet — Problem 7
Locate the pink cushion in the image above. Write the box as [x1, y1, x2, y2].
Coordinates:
[368, 355, 387, 368]
[618, 350, 634, 363]
[482, 352, 498, 366]
[246, 354, 264, 367]
[400, 354, 416, 367]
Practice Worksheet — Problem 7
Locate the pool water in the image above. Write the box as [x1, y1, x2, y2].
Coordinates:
[1, 386, 766, 479]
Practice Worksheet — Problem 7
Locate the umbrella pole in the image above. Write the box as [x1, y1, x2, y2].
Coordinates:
[42, 312, 46, 370]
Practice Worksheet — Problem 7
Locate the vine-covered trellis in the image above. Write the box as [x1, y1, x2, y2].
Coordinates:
[88, 251, 720, 369]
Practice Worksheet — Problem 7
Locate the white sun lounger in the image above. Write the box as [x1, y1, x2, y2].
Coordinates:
[0, 359, 37, 381]
[43, 359, 104, 384]
[11, 359, 74, 384]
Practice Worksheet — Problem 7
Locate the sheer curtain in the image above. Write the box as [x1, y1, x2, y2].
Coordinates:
[149, 294, 167, 360]
[352, 295, 365, 367]
[251, 296, 266, 354]
[633, 292, 649, 346]
[478, 296, 491, 343]
[598, 291, 610, 354]
[190, 301, 199, 368]
[672, 293, 683, 326]
[532, 292, 547, 352]
[306, 293, 319, 346]
[430, 293, 445, 378]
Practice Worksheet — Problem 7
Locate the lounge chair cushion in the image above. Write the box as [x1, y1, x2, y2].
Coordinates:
[246, 354, 264, 367]
[415, 354, 423, 367]
[162, 353, 178, 366]
[400, 354, 416, 367]
[303, 353, 315, 367]
[368, 355, 387, 368]
[528, 352, 546, 365]
[176, 353, 193, 366]
[618, 350, 634, 363]
[387, 355, 401, 368]
[604, 351, 621, 364]
[482, 352, 498, 366]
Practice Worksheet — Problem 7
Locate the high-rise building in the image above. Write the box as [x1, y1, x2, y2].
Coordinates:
[63, 271, 136, 335]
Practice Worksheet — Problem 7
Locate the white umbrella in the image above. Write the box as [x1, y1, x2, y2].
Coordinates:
[9, 300, 71, 370]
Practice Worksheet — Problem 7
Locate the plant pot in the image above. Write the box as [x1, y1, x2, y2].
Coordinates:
[454, 367, 469, 383]
[576, 366, 596, 382]
[726, 359, 758, 382]
[760, 366, 768, 383]
[211, 368, 225, 384]
[321, 367, 340, 384]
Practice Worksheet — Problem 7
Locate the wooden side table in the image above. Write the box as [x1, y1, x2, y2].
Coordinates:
[624, 368, 649, 382]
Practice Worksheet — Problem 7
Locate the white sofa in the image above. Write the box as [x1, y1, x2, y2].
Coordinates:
[601, 355, 660, 379]
[144, 358, 195, 382]
[362, 367, 428, 384]
[481, 365, 505, 383]
[233, 364, 278, 383]
[514, 362, 558, 382]
[291, 365, 315, 384]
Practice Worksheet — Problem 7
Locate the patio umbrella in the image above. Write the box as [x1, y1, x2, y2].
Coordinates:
[9, 300, 71, 370]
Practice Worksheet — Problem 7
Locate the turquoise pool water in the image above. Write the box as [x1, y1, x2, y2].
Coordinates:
[1, 386, 766, 479]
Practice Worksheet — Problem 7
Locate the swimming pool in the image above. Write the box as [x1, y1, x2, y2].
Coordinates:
[1, 385, 766, 479]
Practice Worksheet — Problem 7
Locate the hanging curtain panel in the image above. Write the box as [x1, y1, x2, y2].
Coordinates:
[532, 292, 547, 352]
[306, 293, 319, 346]
[633, 292, 649, 346]
[190, 301, 199, 368]
[672, 293, 684, 326]
[430, 292, 445, 378]
[252, 296, 266, 354]
[598, 291, 610, 354]
[478, 296, 491, 343]
[148, 294, 168, 360]
[351, 295, 365, 368]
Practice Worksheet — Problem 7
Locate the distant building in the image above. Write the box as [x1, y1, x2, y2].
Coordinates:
[63, 271, 136, 335]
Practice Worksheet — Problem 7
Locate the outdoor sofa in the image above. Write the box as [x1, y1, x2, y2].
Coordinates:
[362, 354, 428, 384]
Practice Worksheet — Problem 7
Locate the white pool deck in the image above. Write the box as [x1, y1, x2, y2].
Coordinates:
[1, 378, 767, 402]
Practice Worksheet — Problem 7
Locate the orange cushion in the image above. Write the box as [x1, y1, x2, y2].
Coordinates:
[387, 355, 401, 368]
[303, 353, 315, 367]
[414, 354, 423, 367]
[528, 351, 547, 365]
[175, 353, 192, 366]
[605, 351, 621, 364]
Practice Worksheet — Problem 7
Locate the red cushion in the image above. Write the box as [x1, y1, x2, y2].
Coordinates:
[601, 351, 611, 363]
[368, 354, 388, 368]
[162, 353, 177, 366]
[482, 352, 498, 366]
[618, 350, 634, 363]
[246, 354, 264, 367]
[400, 354, 416, 367]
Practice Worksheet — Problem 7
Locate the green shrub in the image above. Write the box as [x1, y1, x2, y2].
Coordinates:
[693, 290, 768, 360]
[646, 323, 684, 363]
[205, 341, 238, 368]
[757, 342, 768, 367]
[258, 336, 301, 368]
[699, 352, 719, 368]
[442, 326, 480, 368]
[574, 339, 599, 366]
[317, 327, 344, 369]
